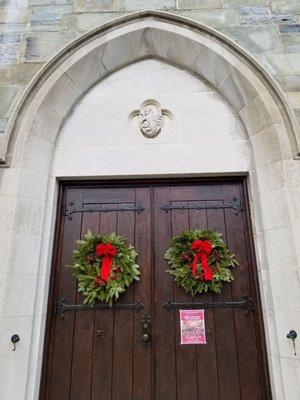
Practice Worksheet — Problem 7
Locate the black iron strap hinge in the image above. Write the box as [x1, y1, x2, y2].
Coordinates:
[161, 296, 253, 315]
[62, 201, 145, 220]
[55, 298, 145, 318]
[160, 196, 243, 215]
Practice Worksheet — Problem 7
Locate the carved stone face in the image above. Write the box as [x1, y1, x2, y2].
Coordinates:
[139, 103, 163, 138]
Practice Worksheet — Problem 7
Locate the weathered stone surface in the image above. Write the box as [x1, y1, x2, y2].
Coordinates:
[218, 25, 283, 53]
[74, 0, 122, 12]
[270, 0, 300, 14]
[0, 85, 21, 118]
[239, 6, 269, 24]
[0, 7, 28, 24]
[0, 43, 20, 64]
[0, 33, 21, 44]
[279, 24, 300, 33]
[275, 73, 300, 91]
[29, 0, 73, 4]
[224, 0, 270, 6]
[255, 53, 293, 74]
[0, 116, 7, 133]
[76, 12, 126, 31]
[121, 0, 175, 11]
[281, 33, 300, 53]
[23, 31, 76, 61]
[177, 0, 222, 10]
[178, 9, 239, 26]
[0, 62, 42, 85]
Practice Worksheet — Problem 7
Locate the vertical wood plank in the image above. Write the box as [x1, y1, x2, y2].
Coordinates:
[207, 199, 241, 400]
[133, 187, 152, 400]
[223, 183, 263, 400]
[91, 201, 118, 400]
[153, 186, 177, 400]
[170, 188, 198, 400]
[47, 188, 83, 400]
[69, 211, 99, 400]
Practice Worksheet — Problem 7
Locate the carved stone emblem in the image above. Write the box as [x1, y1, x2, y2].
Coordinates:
[139, 101, 163, 138]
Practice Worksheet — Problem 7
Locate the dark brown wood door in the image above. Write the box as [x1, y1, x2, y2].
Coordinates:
[41, 180, 271, 400]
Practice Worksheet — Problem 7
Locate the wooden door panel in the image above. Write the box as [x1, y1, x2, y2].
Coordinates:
[41, 181, 270, 400]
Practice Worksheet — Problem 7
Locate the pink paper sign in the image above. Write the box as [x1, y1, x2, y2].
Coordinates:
[180, 309, 206, 345]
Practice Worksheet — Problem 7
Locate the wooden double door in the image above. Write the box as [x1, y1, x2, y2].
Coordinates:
[41, 180, 271, 400]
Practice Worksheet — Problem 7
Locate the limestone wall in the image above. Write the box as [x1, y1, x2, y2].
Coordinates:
[0, 0, 299, 137]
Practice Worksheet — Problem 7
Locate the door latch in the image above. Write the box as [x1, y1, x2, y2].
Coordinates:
[142, 313, 151, 346]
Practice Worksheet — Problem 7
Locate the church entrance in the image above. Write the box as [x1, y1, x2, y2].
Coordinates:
[40, 179, 271, 400]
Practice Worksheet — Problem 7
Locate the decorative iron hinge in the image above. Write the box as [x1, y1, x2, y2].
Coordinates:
[55, 298, 145, 318]
[161, 296, 253, 315]
[62, 201, 145, 220]
[160, 196, 243, 215]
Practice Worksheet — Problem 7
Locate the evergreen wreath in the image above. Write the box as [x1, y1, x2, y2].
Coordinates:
[165, 229, 237, 296]
[71, 230, 140, 305]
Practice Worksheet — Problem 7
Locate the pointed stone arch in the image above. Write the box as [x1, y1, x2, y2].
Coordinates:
[0, 10, 299, 166]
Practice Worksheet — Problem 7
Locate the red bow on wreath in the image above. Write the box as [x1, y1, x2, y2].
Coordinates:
[191, 240, 213, 281]
[95, 243, 117, 284]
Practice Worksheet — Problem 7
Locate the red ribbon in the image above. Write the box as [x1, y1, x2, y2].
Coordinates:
[95, 243, 117, 283]
[191, 240, 213, 281]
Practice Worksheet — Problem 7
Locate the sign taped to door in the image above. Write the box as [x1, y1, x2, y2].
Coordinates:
[180, 309, 206, 345]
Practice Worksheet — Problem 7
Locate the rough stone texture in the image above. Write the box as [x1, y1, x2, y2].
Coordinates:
[177, 0, 222, 9]
[0, 0, 298, 126]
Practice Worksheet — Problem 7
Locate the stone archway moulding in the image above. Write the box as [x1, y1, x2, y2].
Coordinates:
[0, 9, 300, 167]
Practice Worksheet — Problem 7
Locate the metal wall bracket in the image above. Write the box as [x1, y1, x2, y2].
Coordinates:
[55, 298, 145, 318]
[161, 296, 253, 315]
[62, 201, 145, 220]
[160, 196, 243, 215]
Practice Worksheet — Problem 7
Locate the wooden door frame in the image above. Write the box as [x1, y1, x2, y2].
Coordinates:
[39, 176, 272, 399]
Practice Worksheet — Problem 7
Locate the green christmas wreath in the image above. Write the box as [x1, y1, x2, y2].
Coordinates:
[70, 230, 140, 305]
[165, 229, 237, 296]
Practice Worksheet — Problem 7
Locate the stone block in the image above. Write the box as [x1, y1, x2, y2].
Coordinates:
[0, 7, 28, 24]
[194, 46, 233, 88]
[240, 93, 282, 137]
[255, 53, 293, 75]
[177, 9, 239, 27]
[219, 68, 258, 111]
[279, 24, 300, 33]
[270, 0, 300, 14]
[30, 4, 73, 26]
[239, 6, 270, 24]
[121, 0, 175, 11]
[177, 0, 222, 9]
[286, 54, 300, 71]
[0, 63, 42, 85]
[74, 0, 122, 12]
[281, 33, 300, 53]
[0, 33, 22, 44]
[275, 73, 300, 91]
[0, 43, 20, 64]
[218, 25, 283, 53]
[251, 125, 286, 167]
[224, 0, 270, 6]
[0, 116, 7, 133]
[0, 85, 20, 118]
[23, 31, 76, 61]
[76, 12, 126, 31]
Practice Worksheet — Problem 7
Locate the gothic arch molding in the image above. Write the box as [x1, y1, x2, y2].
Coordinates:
[0, 10, 299, 167]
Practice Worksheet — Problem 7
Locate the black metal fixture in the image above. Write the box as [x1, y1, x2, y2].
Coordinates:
[160, 196, 243, 215]
[287, 330, 297, 355]
[62, 201, 145, 220]
[161, 296, 253, 315]
[141, 313, 151, 346]
[55, 298, 145, 318]
[11, 334, 20, 351]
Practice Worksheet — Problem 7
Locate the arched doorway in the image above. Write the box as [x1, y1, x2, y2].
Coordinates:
[0, 11, 299, 400]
